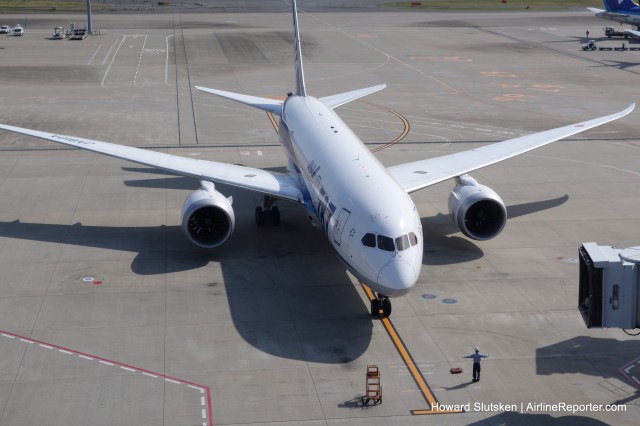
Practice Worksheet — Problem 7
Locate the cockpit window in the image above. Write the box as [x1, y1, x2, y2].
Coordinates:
[377, 235, 395, 252]
[396, 234, 410, 251]
[408, 232, 418, 247]
[361, 233, 376, 248]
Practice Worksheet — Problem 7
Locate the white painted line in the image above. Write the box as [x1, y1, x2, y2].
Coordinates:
[88, 45, 103, 65]
[625, 366, 634, 373]
[59, 349, 73, 355]
[79, 355, 94, 360]
[120, 366, 137, 372]
[165, 378, 181, 385]
[142, 372, 158, 378]
[188, 385, 203, 392]
[39, 344, 53, 349]
[633, 376, 640, 385]
[201, 409, 207, 419]
[2, 334, 15, 339]
[201, 396, 206, 406]
[20, 339, 33, 344]
[99, 360, 114, 366]
[257, 150, 263, 156]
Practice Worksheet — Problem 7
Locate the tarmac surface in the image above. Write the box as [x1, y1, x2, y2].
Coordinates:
[0, 7, 639, 426]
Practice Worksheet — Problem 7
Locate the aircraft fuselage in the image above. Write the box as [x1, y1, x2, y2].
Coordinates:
[279, 95, 423, 297]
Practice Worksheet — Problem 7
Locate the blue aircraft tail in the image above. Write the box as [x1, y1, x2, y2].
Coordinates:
[603, 0, 639, 11]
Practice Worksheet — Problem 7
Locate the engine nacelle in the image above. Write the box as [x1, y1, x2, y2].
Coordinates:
[448, 175, 507, 241]
[181, 181, 235, 248]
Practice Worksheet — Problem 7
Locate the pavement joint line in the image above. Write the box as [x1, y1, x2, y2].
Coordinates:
[0, 328, 213, 426]
[360, 283, 464, 415]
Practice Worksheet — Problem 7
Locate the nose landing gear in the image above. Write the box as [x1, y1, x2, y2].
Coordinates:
[370, 293, 392, 318]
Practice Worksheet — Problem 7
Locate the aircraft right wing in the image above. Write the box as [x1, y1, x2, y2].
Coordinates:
[624, 28, 640, 37]
[587, 7, 628, 17]
[0, 123, 304, 203]
[388, 104, 634, 194]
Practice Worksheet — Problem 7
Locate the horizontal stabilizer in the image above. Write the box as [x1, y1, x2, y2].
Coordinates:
[195, 86, 283, 116]
[319, 84, 386, 109]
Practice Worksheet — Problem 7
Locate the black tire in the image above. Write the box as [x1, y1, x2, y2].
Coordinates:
[370, 299, 381, 317]
[272, 206, 281, 226]
[255, 207, 265, 228]
[382, 298, 392, 317]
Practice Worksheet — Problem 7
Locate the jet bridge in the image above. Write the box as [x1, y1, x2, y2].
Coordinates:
[578, 242, 640, 331]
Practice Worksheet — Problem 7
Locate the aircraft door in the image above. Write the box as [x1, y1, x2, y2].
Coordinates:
[333, 208, 351, 246]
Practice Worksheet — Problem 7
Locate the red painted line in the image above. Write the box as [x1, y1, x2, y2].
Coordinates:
[0, 329, 213, 426]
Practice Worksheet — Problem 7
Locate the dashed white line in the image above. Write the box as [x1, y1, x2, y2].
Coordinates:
[201, 396, 206, 406]
[59, 349, 73, 355]
[201, 409, 207, 419]
[20, 339, 33, 344]
[99, 360, 114, 366]
[165, 378, 181, 385]
[188, 385, 204, 392]
[79, 355, 94, 360]
[2, 334, 15, 339]
[634, 376, 640, 385]
[39, 344, 53, 349]
[120, 366, 137, 372]
[625, 366, 634, 373]
[142, 372, 158, 378]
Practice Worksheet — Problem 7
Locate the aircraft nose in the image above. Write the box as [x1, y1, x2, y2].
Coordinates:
[377, 260, 416, 297]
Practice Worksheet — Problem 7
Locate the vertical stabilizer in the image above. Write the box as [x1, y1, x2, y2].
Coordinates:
[604, 0, 639, 11]
[292, 0, 307, 96]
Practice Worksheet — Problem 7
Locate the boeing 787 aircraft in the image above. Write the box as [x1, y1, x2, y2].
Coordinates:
[0, 1, 634, 317]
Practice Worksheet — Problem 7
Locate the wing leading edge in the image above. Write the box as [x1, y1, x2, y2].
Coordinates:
[388, 104, 635, 194]
[0, 123, 304, 203]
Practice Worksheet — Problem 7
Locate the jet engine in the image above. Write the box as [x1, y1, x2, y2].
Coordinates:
[181, 181, 235, 248]
[448, 175, 507, 241]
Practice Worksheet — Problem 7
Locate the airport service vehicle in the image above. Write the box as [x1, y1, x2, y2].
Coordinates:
[0, 26, 10, 34]
[52, 27, 65, 39]
[70, 27, 87, 40]
[0, 0, 634, 317]
[12, 25, 23, 36]
[582, 40, 598, 50]
[604, 26, 629, 38]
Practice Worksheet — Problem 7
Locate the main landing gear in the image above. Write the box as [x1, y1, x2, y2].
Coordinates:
[370, 293, 392, 318]
[255, 196, 280, 227]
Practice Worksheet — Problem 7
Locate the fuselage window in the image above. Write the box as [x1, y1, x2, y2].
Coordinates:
[409, 232, 418, 246]
[396, 234, 410, 251]
[361, 233, 376, 248]
[377, 235, 395, 252]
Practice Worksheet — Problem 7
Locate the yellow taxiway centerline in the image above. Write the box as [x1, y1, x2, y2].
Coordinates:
[361, 283, 464, 415]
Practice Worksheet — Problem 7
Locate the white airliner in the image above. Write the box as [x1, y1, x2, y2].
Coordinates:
[0, 1, 634, 317]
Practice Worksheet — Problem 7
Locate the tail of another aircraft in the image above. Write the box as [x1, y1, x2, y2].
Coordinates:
[603, 0, 639, 11]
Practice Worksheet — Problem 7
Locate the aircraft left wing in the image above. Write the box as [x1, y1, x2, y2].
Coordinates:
[0, 123, 304, 203]
[388, 104, 634, 194]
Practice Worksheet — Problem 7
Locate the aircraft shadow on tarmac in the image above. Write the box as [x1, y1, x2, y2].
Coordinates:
[420, 194, 569, 266]
[468, 412, 611, 426]
[536, 336, 640, 402]
[0, 172, 374, 363]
